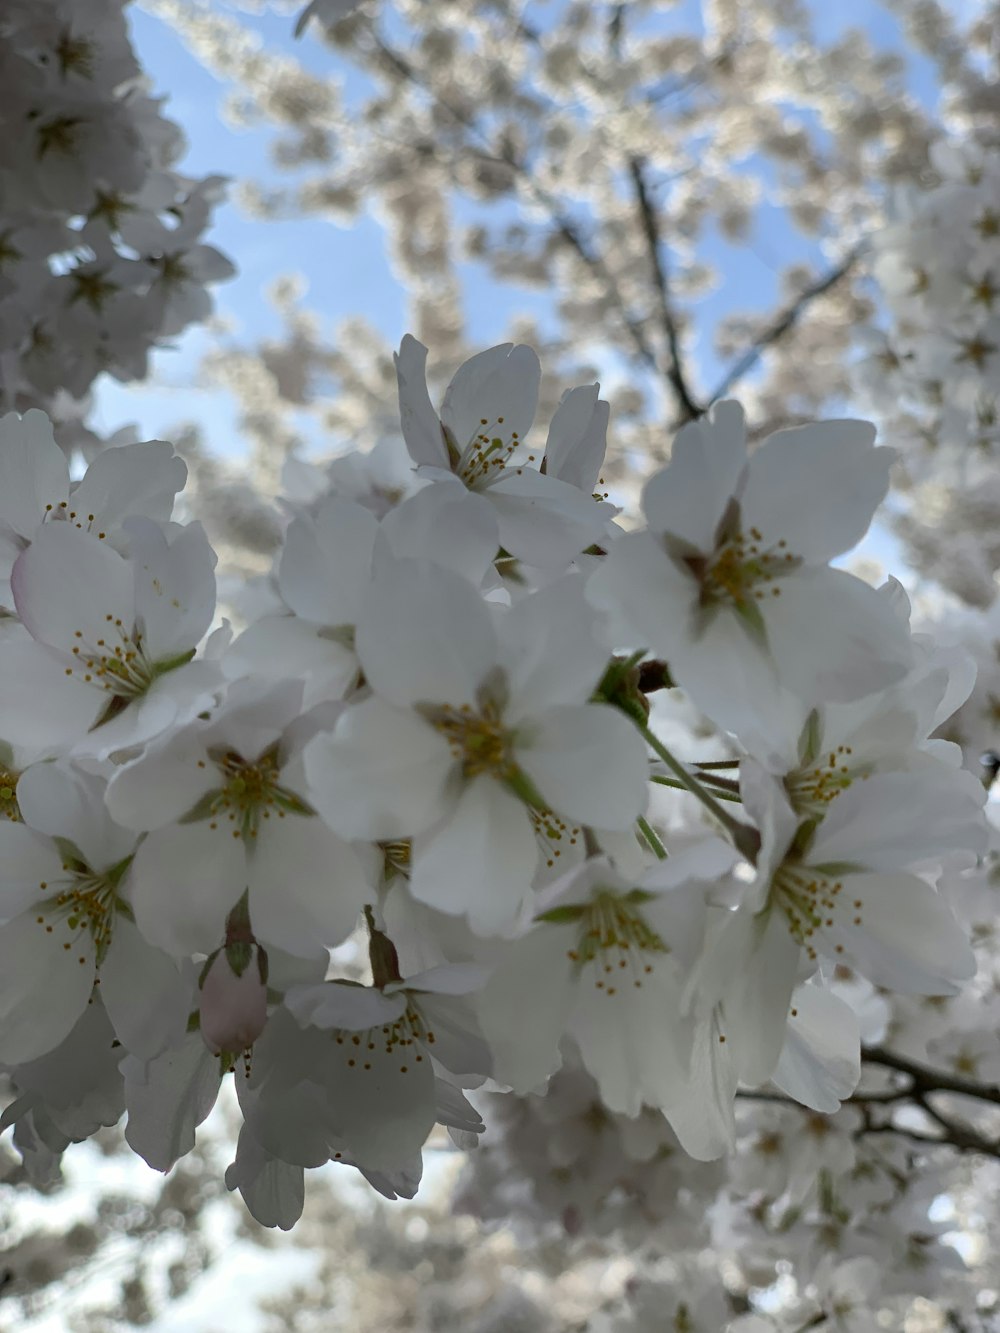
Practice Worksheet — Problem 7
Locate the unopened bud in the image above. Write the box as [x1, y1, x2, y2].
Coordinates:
[198, 944, 268, 1056]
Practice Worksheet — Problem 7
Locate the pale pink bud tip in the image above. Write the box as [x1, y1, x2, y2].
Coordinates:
[199, 948, 268, 1055]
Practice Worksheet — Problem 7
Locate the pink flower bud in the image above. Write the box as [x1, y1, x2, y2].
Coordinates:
[199, 946, 268, 1055]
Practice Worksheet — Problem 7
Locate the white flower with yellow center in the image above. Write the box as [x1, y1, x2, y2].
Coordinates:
[479, 845, 737, 1156]
[693, 759, 985, 1088]
[0, 408, 186, 610]
[303, 561, 649, 935]
[1, 515, 219, 754]
[0, 760, 191, 1065]
[586, 401, 914, 735]
[394, 335, 612, 569]
[105, 678, 374, 959]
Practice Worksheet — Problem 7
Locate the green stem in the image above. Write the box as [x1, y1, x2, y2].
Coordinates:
[639, 723, 759, 861]
[636, 814, 668, 860]
[651, 774, 742, 803]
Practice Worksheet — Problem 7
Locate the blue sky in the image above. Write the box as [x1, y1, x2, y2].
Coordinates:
[96, 0, 946, 486]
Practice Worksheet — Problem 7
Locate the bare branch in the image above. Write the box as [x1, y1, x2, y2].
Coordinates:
[706, 245, 864, 406]
[628, 156, 703, 421]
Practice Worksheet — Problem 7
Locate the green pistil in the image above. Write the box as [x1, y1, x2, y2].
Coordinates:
[36, 848, 134, 967]
[182, 745, 314, 842]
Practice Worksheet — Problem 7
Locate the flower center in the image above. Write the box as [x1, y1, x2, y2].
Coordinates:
[332, 1003, 433, 1074]
[429, 701, 514, 779]
[784, 745, 862, 816]
[452, 415, 535, 489]
[33, 848, 132, 968]
[691, 527, 800, 609]
[67, 616, 153, 698]
[772, 865, 864, 962]
[567, 891, 668, 995]
[0, 769, 20, 822]
[42, 499, 108, 538]
[203, 748, 288, 840]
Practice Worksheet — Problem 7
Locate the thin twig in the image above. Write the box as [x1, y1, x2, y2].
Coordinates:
[705, 246, 864, 405]
[628, 155, 702, 419]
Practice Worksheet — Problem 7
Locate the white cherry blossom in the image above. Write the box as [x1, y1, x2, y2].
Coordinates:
[587, 402, 913, 732]
[395, 336, 612, 568]
[304, 560, 649, 933]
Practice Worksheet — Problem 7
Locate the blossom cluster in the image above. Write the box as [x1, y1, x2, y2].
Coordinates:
[0, 336, 987, 1232]
[855, 140, 1000, 606]
[0, 0, 233, 456]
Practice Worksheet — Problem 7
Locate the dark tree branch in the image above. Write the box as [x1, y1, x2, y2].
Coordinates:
[863, 1045, 1000, 1107]
[705, 245, 864, 405]
[366, 27, 668, 383]
[628, 156, 703, 421]
[738, 1046, 1000, 1161]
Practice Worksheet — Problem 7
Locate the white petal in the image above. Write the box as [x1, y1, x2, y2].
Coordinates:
[663, 1011, 737, 1159]
[278, 495, 378, 626]
[12, 522, 133, 656]
[585, 529, 694, 656]
[826, 872, 975, 994]
[248, 814, 369, 957]
[17, 759, 134, 871]
[641, 401, 746, 551]
[71, 440, 186, 530]
[105, 729, 220, 831]
[225, 615, 358, 703]
[225, 1128, 304, 1230]
[486, 467, 610, 568]
[570, 962, 688, 1119]
[410, 775, 539, 935]
[741, 421, 890, 564]
[354, 559, 498, 707]
[286, 982, 406, 1030]
[543, 384, 609, 495]
[303, 697, 455, 840]
[500, 575, 609, 718]
[380, 482, 499, 584]
[100, 917, 194, 1059]
[394, 335, 449, 469]
[413, 992, 492, 1077]
[516, 703, 649, 830]
[811, 768, 986, 871]
[479, 925, 576, 1092]
[123, 1036, 221, 1172]
[440, 343, 539, 455]
[0, 634, 98, 745]
[323, 1031, 437, 1174]
[696, 905, 802, 1088]
[129, 823, 246, 956]
[123, 517, 216, 661]
[0, 822, 66, 921]
[763, 568, 913, 704]
[0, 409, 68, 539]
[772, 984, 860, 1112]
[0, 910, 94, 1063]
